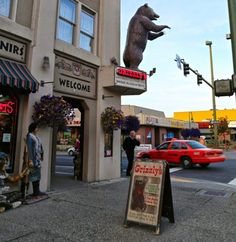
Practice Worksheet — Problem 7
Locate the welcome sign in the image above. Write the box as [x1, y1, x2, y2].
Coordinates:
[54, 55, 97, 99]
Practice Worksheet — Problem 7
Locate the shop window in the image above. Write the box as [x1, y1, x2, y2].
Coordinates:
[56, 1, 96, 54]
[57, 0, 76, 44]
[104, 132, 113, 157]
[0, 87, 18, 173]
[0, 0, 11, 17]
[79, 7, 95, 52]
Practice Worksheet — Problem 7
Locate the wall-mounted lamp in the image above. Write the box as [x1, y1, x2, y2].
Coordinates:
[40, 80, 54, 87]
[110, 57, 118, 66]
[42, 56, 50, 69]
[102, 94, 114, 100]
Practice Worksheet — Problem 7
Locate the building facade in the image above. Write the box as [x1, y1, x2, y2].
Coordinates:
[0, 0, 147, 191]
[173, 109, 236, 141]
[122, 105, 198, 147]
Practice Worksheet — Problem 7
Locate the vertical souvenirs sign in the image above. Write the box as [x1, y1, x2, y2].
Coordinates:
[124, 160, 174, 235]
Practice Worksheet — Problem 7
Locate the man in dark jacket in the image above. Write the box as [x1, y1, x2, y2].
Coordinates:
[123, 130, 140, 176]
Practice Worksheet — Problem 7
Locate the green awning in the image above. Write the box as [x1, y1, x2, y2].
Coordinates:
[0, 58, 39, 93]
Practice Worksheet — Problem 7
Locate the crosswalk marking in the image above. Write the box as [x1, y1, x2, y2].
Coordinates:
[170, 167, 183, 173]
[228, 178, 236, 186]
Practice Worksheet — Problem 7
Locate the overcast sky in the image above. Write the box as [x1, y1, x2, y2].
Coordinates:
[120, 0, 235, 117]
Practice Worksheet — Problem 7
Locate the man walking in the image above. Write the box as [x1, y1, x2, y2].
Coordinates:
[123, 130, 140, 176]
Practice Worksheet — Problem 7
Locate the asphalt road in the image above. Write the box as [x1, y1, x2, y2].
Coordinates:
[170, 150, 236, 185]
[55, 154, 74, 175]
[56, 150, 236, 186]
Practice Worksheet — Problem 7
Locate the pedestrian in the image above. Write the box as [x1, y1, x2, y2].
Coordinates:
[123, 130, 140, 176]
[22, 122, 45, 197]
[74, 136, 80, 152]
[199, 136, 206, 145]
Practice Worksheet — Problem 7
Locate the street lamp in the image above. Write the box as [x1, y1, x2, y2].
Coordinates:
[205, 41, 218, 147]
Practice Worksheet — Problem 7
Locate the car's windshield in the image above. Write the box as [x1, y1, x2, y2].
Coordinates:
[187, 141, 206, 149]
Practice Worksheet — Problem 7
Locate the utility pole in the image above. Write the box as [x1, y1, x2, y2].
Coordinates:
[228, 0, 236, 74]
[205, 41, 218, 148]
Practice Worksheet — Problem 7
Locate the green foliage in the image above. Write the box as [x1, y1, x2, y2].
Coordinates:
[101, 106, 124, 133]
[217, 117, 229, 135]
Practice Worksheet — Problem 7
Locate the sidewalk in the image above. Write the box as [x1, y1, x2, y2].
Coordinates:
[0, 175, 236, 242]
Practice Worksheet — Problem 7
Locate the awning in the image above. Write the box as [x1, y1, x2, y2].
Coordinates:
[0, 58, 39, 93]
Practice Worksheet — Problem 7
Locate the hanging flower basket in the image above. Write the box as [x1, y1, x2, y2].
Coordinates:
[32, 95, 75, 129]
[101, 106, 124, 132]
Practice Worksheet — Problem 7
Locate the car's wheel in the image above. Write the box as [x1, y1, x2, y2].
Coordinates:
[181, 156, 192, 169]
[200, 163, 210, 168]
[69, 150, 74, 156]
[141, 154, 150, 159]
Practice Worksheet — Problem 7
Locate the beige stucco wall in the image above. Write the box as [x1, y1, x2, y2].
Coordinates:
[0, 0, 121, 190]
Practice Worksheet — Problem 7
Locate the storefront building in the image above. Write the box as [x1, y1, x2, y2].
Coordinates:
[0, 35, 39, 173]
[1, 0, 146, 191]
[173, 109, 236, 141]
[122, 105, 198, 147]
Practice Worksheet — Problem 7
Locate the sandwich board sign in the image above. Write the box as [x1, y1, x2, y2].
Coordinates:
[123, 159, 174, 235]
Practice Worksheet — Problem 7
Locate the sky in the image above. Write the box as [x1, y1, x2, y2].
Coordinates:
[120, 0, 235, 117]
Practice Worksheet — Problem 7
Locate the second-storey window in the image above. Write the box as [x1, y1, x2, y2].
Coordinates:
[57, 0, 76, 44]
[79, 7, 94, 52]
[0, 0, 11, 17]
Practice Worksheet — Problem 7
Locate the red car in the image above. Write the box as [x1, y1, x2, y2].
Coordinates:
[136, 140, 225, 168]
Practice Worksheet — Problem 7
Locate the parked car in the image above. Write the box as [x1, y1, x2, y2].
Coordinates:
[67, 147, 75, 156]
[136, 139, 225, 168]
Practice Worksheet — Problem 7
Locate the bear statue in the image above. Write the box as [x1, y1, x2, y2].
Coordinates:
[123, 3, 170, 70]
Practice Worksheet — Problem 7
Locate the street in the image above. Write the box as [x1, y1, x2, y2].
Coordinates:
[57, 150, 236, 187]
[170, 150, 236, 185]
[55, 153, 74, 175]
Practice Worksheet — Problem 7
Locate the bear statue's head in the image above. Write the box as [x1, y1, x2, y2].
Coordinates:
[136, 3, 159, 21]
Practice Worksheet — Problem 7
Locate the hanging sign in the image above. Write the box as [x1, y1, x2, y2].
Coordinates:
[124, 159, 174, 235]
[115, 67, 147, 91]
[54, 55, 97, 99]
[214, 79, 233, 97]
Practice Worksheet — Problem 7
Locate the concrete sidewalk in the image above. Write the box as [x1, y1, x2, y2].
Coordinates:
[0, 175, 236, 242]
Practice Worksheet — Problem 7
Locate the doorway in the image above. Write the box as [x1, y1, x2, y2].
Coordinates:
[51, 96, 84, 188]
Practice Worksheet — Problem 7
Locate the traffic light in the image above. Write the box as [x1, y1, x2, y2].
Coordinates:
[197, 74, 203, 85]
[183, 63, 190, 76]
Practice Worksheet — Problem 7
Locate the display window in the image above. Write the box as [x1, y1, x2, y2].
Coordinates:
[0, 86, 18, 173]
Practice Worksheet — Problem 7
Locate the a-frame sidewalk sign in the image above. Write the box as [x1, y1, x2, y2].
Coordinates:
[123, 159, 174, 235]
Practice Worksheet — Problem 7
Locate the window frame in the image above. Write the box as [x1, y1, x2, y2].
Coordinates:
[79, 6, 95, 52]
[0, 0, 18, 21]
[57, 0, 77, 45]
[56, 0, 97, 54]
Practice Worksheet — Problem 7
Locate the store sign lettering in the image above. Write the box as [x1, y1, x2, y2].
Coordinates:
[54, 56, 96, 99]
[0, 36, 26, 62]
[59, 78, 90, 92]
[116, 67, 147, 80]
[134, 164, 163, 176]
[0, 101, 15, 114]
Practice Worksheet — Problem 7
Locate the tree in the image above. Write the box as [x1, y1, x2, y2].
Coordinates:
[217, 117, 229, 135]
